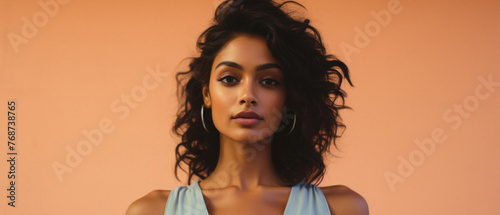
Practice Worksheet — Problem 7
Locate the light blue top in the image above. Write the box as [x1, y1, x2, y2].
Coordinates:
[164, 180, 331, 215]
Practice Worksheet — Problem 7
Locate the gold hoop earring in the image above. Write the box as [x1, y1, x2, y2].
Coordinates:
[286, 112, 296, 135]
[201, 105, 210, 133]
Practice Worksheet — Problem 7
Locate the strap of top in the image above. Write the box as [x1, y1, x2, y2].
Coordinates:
[283, 181, 331, 215]
[164, 180, 331, 215]
[164, 181, 209, 215]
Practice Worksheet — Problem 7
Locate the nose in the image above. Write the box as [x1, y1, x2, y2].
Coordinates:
[239, 79, 257, 106]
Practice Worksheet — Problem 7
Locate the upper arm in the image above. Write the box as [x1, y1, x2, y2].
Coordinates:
[321, 185, 369, 215]
[126, 190, 170, 215]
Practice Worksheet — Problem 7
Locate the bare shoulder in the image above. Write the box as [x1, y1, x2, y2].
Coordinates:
[125, 190, 170, 215]
[320, 185, 369, 215]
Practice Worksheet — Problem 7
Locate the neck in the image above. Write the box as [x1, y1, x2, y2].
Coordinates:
[201, 134, 286, 191]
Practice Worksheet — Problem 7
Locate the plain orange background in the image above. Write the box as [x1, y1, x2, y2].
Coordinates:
[1, 0, 499, 214]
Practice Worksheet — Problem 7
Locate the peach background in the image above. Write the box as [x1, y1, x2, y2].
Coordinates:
[1, 0, 499, 214]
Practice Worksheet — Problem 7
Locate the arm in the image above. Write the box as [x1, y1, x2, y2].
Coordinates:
[321, 185, 369, 215]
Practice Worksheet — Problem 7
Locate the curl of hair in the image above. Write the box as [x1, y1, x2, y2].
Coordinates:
[173, 0, 353, 186]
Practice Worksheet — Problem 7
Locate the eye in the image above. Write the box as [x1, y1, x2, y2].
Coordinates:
[260, 78, 280, 86]
[217, 76, 239, 84]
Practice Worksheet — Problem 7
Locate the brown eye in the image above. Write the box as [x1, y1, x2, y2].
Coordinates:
[260, 78, 280, 86]
[217, 76, 239, 84]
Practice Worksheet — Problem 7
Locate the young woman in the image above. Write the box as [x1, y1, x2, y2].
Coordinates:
[127, 0, 368, 214]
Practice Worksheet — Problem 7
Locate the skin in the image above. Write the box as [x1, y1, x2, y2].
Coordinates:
[126, 35, 369, 215]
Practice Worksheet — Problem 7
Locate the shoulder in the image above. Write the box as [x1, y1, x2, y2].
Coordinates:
[320, 185, 369, 215]
[125, 190, 171, 215]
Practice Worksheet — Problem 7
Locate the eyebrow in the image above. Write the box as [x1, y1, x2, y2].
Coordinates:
[214, 61, 282, 71]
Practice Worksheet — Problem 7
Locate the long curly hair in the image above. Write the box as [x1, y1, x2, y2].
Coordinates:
[173, 0, 353, 186]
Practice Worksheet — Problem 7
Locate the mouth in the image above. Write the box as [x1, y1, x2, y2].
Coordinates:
[233, 111, 262, 119]
[232, 111, 263, 126]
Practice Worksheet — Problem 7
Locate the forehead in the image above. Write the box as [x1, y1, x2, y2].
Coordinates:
[212, 35, 279, 66]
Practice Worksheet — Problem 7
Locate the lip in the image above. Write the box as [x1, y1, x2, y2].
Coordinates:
[232, 111, 263, 126]
[233, 111, 263, 119]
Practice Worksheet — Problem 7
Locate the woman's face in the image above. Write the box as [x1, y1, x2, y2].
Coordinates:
[202, 34, 286, 143]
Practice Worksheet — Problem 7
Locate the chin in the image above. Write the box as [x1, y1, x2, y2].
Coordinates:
[225, 130, 276, 144]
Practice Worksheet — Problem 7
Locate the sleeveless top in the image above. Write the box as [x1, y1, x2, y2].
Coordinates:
[164, 180, 331, 215]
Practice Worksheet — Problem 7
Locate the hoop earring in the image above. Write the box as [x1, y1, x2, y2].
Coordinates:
[201, 105, 210, 133]
[286, 113, 296, 135]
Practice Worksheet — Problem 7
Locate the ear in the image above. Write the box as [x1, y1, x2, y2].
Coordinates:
[202, 85, 212, 108]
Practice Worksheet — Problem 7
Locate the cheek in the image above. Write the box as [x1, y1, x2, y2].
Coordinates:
[210, 85, 235, 108]
[267, 90, 286, 108]
[208, 84, 235, 128]
[263, 92, 287, 124]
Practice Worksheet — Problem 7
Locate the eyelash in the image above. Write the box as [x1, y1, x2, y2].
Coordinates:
[218, 76, 238, 84]
[217, 76, 281, 86]
[261, 78, 280, 86]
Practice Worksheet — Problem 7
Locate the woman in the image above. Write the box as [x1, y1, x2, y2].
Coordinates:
[127, 0, 368, 214]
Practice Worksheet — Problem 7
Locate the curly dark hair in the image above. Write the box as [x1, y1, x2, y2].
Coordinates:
[173, 0, 353, 186]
